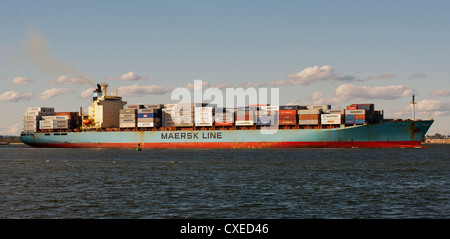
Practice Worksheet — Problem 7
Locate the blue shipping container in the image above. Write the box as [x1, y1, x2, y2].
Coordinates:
[138, 113, 160, 118]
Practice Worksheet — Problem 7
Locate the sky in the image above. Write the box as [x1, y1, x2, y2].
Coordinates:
[1, 0, 450, 135]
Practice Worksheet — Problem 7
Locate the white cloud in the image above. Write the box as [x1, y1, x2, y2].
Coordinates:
[185, 81, 210, 90]
[239, 82, 263, 88]
[53, 74, 88, 85]
[106, 72, 148, 81]
[430, 89, 450, 97]
[214, 83, 232, 89]
[268, 80, 287, 86]
[0, 91, 33, 102]
[335, 84, 415, 101]
[120, 72, 148, 81]
[0, 123, 22, 136]
[409, 72, 427, 80]
[118, 84, 171, 96]
[80, 87, 96, 99]
[39, 88, 74, 100]
[363, 73, 396, 81]
[12, 76, 33, 85]
[287, 65, 356, 86]
[393, 99, 450, 118]
[308, 84, 415, 105]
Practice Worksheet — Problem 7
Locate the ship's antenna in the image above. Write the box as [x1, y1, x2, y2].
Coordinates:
[411, 94, 416, 121]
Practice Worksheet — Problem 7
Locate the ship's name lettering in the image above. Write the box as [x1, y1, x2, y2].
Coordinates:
[161, 132, 222, 140]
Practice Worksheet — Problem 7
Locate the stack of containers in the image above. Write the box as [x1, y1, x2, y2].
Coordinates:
[194, 106, 214, 126]
[278, 105, 298, 125]
[322, 109, 345, 125]
[345, 109, 366, 125]
[256, 106, 278, 126]
[235, 106, 254, 126]
[120, 105, 141, 128]
[23, 107, 55, 132]
[137, 105, 162, 128]
[163, 103, 206, 127]
[307, 105, 331, 112]
[162, 104, 177, 127]
[346, 104, 374, 124]
[321, 114, 342, 125]
[298, 109, 321, 125]
[214, 108, 235, 126]
[40, 112, 80, 130]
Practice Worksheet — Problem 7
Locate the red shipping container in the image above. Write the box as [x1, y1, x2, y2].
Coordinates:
[347, 105, 358, 110]
[279, 120, 297, 125]
[279, 110, 297, 115]
[299, 114, 320, 120]
[279, 115, 297, 120]
[355, 114, 366, 119]
[215, 122, 234, 126]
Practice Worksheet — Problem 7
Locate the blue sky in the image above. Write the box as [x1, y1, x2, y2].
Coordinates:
[1, 0, 449, 135]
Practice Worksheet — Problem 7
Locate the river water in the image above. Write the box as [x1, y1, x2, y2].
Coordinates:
[0, 144, 449, 219]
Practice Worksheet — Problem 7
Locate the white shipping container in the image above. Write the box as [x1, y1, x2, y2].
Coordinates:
[195, 107, 214, 112]
[321, 114, 341, 120]
[195, 122, 213, 126]
[346, 110, 366, 115]
[138, 122, 155, 127]
[259, 106, 279, 111]
[39, 119, 54, 126]
[215, 117, 234, 123]
[27, 107, 54, 112]
[298, 109, 322, 114]
[307, 105, 331, 110]
[23, 115, 40, 120]
[120, 122, 136, 128]
[299, 120, 320, 125]
[39, 125, 54, 129]
[235, 121, 254, 126]
[328, 109, 345, 114]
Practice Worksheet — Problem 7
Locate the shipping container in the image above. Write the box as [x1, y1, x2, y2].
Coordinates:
[279, 110, 297, 115]
[279, 120, 297, 125]
[279, 105, 299, 110]
[279, 115, 297, 120]
[138, 122, 160, 127]
[346, 109, 366, 115]
[328, 109, 345, 114]
[137, 113, 160, 118]
[120, 109, 137, 114]
[195, 122, 214, 126]
[26, 107, 54, 112]
[298, 109, 322, 114]
[120, 114, 136, 119]
[349, 104, 374, 111]
[299, 120, 320, 125]
[235, 121, 254, 126]
[120, 122, 136, 128]
[124, 104, 145, 109]
[214, 122, 234, 126]
[143, 104, 164, 109]
[138, 108, 161, 113]
[299, 114, 320, 120]
[137, 118, 161, 123]
[307, 105, 331, 111]
[355, 119, 366, 124]
[120, 118, 136, 123]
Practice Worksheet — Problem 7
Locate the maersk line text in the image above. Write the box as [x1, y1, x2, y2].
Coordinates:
[161, 132, 222, 140]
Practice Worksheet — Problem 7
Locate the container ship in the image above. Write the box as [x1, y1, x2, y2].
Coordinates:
[20, 83, 434, 148]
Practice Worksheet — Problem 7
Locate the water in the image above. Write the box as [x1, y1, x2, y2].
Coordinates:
[0, 144, 449, 219]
